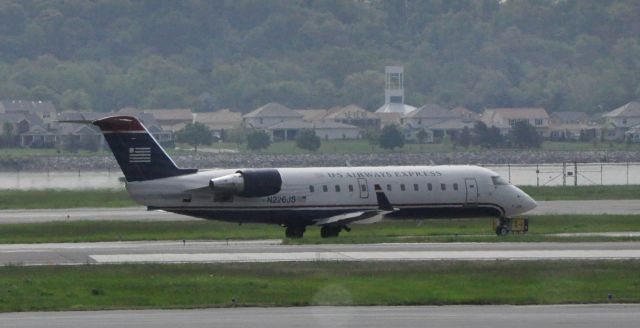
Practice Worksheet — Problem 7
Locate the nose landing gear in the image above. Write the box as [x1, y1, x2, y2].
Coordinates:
[493, 217, 529, 236]
[496, 223, 510, 236]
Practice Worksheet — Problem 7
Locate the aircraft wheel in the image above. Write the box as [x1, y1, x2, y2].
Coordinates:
[320, 226, 340, 238]
[495, 225, 509, 236]
[285, 226, 306, 238]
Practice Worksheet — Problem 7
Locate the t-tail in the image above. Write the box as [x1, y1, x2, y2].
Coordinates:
[92, 116, 196, 182]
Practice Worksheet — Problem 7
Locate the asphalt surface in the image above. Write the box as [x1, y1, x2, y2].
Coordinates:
[2, 305, 640, 328]
[4, 241, 640, 266]
[0, 200, 638, 224]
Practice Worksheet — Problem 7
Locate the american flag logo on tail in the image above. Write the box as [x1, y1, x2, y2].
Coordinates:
[129, 147, 151, 163]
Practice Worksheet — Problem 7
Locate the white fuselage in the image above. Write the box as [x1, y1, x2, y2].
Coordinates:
[125, 165, 536, 226]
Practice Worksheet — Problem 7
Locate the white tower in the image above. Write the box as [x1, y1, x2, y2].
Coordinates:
[376, 66, 416, 114]
[385, 66, 404, 104]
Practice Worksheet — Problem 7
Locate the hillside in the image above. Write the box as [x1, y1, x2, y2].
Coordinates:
[1, 0, 639, 114]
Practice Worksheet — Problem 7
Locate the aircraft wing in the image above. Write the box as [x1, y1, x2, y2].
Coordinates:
[313, 210, 382, 226]
[314, 185, 397, 226]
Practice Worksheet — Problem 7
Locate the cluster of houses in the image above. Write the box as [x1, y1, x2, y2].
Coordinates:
[3, 97, 640, 150]
[2, 67, 640, 149]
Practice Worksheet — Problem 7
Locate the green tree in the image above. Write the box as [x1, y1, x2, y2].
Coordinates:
[473, 121, 504, 149]
[455, 126, 472, 149]
[508, 121, 542, 149]
[246, 130, 271, 151]
[1, 122, 14, 147]
[379, 125, 405, 150]
[362, 129, 380, 151]
[472, 121, 490, 148]
[295, 129, 321, 151]
[60, 89, 91, 111]
[416, 129, 429, 150]
[176, 122, 212, 152]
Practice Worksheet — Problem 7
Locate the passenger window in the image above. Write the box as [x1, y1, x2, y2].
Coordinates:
[400, 184, 406, 191]
[309, 185, 314, 192]
[441, 183, 446, 191]
[453, 183, 458, 191]
[427, 183, 432, 191]
[335, 185, 341, 192]
[348, 185, 354, 192]
[322, 185, 328, 192]
[414, 184, 419, 191]
[387, 184, 392, 191]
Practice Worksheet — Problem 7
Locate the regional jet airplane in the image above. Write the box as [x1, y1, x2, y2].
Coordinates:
[73, 116, 537, 238]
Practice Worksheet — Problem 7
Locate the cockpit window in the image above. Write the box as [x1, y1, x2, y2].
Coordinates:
[491, 176, 509, 185]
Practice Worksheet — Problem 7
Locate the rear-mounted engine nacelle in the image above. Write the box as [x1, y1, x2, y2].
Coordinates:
[209, 169, 282, 197]
[209, 173, 244, 193]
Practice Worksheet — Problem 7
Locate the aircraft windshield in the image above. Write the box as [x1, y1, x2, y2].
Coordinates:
[491, 176, 509, 186]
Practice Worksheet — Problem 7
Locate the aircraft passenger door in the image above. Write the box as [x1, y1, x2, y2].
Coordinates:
[465, 178, 478, 205]
[357, 178, 369, 199]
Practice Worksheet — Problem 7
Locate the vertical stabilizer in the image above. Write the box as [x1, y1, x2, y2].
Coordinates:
[92, 116, 196, 182]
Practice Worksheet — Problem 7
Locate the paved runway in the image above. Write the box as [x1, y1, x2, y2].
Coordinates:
[0, 200, 638, 224]
[2, 305, 640, 328]
[4, 241, 640, 266]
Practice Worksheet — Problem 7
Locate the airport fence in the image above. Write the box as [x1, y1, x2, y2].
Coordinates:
[483, 162, 640, 186]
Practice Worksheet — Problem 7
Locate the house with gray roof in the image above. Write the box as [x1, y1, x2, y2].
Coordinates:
[194, 109, 243, 140]
[143, 108, 194, 133]
[324, 105, 380, 130]
[0, 100, 56, 128]
[243, 102, 303, 129]
[267, 120, 360, 141]
[602, 101, 640, 141]
[400, 104, 470, 142]
[0, 111, 50, 147]
[481, 107, 550, 137]
[548, 111, 598, 141]
[294, 109, 328, 122]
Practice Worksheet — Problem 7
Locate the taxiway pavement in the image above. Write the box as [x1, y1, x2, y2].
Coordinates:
[2, 305, 640, 328]
[4, 241, 640, 266]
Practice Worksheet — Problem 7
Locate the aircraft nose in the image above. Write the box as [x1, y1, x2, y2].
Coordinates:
[522, 193, 537, 212]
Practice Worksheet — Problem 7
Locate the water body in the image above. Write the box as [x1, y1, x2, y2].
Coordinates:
[0, 170, 124, 190]
[0, 163, 638, 190]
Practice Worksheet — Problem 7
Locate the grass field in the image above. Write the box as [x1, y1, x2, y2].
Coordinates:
[1, 185, 639, 210]
[0, 190, 134, 210]
[520, 185, 640, 200]
[0, 215, 639, 244]
[0, 261, 638, 312]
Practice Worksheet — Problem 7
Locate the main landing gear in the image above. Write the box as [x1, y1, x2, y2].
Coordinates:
[320, 225, 350, 238]
[285, 226, 306, 238]
[284, 225, 351, 239]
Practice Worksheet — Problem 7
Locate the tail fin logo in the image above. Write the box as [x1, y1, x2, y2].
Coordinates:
[129, 147, 151, 163]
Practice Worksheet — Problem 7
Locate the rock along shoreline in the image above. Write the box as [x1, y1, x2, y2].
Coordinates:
[1, 150, 640, 172]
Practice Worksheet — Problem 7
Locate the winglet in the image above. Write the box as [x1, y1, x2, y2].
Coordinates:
[374, 184, 396, 211]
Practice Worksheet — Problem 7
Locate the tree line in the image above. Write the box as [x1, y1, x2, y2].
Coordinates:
[1, 0, 640, 114]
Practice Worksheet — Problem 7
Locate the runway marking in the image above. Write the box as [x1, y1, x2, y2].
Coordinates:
[90, 249, 640, 264]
